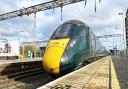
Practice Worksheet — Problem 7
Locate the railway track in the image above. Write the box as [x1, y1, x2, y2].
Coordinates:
[0, 61, 51, 89]
[0, 67, 47, 89]
[7, 67, 44, 80]
[0, 57, 103, 89]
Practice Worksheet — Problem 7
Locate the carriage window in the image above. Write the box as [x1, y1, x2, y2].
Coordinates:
[51, 23, 77, 39]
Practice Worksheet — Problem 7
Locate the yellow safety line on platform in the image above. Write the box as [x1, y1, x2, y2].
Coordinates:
[111, 57, 121, 89]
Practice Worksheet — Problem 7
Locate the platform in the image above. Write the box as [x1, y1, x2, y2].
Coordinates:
[38, 56, 128, 89]
[0, 58, 42, 65]
[0, 58, 42, 75]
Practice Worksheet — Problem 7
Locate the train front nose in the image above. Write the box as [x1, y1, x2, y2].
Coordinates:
[43, 38, 69, 75]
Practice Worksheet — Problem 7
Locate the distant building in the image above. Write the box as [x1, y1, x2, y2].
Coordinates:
[22, 41, 48, 58]
[125, 9, 128, 48]
[5, 43, 11, 53]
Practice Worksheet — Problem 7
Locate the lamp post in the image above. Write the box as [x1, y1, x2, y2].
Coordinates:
[114, 27, 121, 57]
[19, 31, 24, 60]
[118, 12, 126, 60]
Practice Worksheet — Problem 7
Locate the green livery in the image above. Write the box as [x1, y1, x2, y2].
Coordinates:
[58, 20, 106, 74]
[43, 20, 108, 75]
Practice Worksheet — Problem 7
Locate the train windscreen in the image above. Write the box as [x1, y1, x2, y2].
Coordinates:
[51, 23, 77, 39]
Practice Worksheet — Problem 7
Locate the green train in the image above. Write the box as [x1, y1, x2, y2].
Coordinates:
[43, 20, 107, 76]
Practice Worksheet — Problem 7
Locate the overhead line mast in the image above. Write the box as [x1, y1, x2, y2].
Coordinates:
[0, 0, 85, 21]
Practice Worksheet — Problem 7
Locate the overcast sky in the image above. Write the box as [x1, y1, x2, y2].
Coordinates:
[0, 0, 127, 50]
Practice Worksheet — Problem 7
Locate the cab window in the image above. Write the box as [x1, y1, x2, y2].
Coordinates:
[51, 23, 77, 39]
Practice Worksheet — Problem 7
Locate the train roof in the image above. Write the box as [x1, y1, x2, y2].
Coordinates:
[63, 20, 87, 26]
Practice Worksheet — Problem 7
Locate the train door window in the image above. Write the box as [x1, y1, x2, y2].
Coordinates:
[79, 25, 86, 50]
[71, 25, 80, 38]
[68, 24, 81, 50]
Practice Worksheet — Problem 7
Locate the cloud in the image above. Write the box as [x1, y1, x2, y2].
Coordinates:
[0, 0, 127, 50]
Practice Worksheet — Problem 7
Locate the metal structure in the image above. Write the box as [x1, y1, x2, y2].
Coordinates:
[0, 0, 85, 21]
[96, 34, 123, 57]
[23, 40, 48, 47]
[125, 9, 128, 48]
[118, 12, 127, 59]
[96, 34, 123, 38]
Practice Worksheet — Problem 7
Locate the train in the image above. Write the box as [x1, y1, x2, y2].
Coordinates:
[43, 20, 108, 76]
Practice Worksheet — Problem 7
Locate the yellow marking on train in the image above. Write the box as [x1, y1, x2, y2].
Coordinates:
[43, 38, 70, 75]
[111, 57, 121, 89]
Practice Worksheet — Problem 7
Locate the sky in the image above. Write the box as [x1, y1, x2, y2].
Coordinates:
[0, 0, 127, 50]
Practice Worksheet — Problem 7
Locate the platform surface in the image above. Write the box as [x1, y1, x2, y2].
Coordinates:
[38, 56, 128, 89]
[0, 58, 42, 65]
